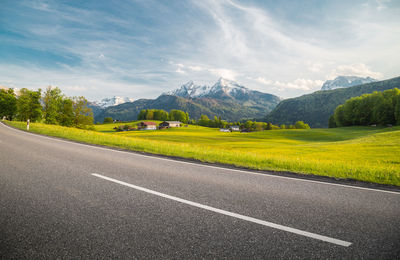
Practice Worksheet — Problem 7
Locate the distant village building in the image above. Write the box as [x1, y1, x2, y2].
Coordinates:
[138, 121, 157, 130]
[230, 126, 240, 131]
[159, 121, 182, 128]
[219, 128, 230, 132]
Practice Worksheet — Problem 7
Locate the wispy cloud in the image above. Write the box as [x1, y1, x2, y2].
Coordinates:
[329, 63, 383, 79]
[175, 68, 186, 74]
[376, 0, 391, 11]
[0, 0, 399, 100]
[170, 62, 237, 80]
[273, 79, 324, 91]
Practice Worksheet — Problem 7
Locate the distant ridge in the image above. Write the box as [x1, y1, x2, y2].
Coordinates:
[266, 76, 400, 128]
[321, 76, 377, 90]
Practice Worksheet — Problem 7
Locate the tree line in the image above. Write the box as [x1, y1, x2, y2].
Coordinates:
[137, 109, 189, 123]
[0, 86, 94, 128]
[134, 109, 311, 131]
[330, 88, 400, 127]
[196, 114, 310, 130]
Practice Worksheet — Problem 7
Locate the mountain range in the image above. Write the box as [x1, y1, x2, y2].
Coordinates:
[90, 75, 400, 127]
[266, 76, 400, 127]
[91, 78, 281, 123]
[321, 76, 377, 90]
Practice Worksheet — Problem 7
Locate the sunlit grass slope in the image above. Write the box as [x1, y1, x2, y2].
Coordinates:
[6, 120, 400, 186]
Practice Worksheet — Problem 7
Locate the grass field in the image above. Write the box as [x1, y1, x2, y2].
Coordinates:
[5, 120, 400, 186]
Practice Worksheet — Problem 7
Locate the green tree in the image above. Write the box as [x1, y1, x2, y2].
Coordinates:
[395, 95, 400, 125]
[0, 88, 17, 120]
[253, 122, 264, 131]
[334, 105, 345, 127]
[103, 117, 113, 123]
[43, 86, 63, 124]
[146, 110, 154, 120]
[58, 98, 74, 127]
[138, 109, 147, 120]
[328, 115, 336, 128]
[294, 121, 310, 129]
[72, 96, 94, 128]
[198, 114, 210, 126]
[169, 109, 188, 123]
[16, 88, 42, 122]
[244, 120, 253, 130]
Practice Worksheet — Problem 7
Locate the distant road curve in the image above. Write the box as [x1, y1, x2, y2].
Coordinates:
[1, 122, 399, 258]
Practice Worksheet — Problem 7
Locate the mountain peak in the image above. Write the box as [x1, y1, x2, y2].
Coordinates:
[164, 81, 210, 98]
[182, 80, 194, 87]
[164, 78, 252, 99]
[215, 77, 243, 88]
[216, 77, 231, 86]
[93, 96, 134, 108]
[321, 76, 377, 90]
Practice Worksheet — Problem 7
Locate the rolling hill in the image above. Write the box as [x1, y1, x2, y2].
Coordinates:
[265, 76, 400, 128]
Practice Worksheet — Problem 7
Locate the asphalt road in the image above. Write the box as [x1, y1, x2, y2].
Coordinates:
[1, 122, 399, 259]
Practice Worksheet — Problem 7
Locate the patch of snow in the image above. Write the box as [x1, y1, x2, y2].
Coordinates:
[93, 96, 134, 108]
[321, 76, 377, 91]
[165, 77, 250, 98]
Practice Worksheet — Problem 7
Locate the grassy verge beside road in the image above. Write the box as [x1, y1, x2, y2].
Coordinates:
[5, 120, 400, 186]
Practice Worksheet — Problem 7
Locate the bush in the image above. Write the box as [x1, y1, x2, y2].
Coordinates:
[103, 117, 113, 123]
[295, 121, 311, 129]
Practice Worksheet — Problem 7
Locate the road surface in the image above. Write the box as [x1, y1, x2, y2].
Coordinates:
[1, 122, 399, 259]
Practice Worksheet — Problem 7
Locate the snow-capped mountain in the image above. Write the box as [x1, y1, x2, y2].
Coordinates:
[165, 81, 211, 98]
[208, 78, 251, 99]
[164, 78, 251, 99]
[321, 76, 377, 91]
[92, 96, 134, 108]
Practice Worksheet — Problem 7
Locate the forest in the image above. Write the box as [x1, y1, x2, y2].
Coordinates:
[0, 87, 94, 128]
[330, 88, 400, 127]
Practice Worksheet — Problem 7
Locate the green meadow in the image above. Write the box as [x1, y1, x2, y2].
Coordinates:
[5, 120, 400, 186]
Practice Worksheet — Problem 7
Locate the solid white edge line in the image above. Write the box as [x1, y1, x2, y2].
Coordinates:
[1, 122, 399, 195]
[91, 173, 352, 247]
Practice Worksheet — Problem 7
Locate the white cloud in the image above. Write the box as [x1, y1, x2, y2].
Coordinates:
[0, 63, 153, 100]
[376, 0, 391, 11]
[255, 77, 272, 85]
[208, 68, 237, 80]
[169, 62, 236, 80]
[307, 62, 323, 73]
[274, 79, 324, 91]
[175, 68, 186, 74]
[329, 63, 383, 79]
[188, 65, 204, 71]
[64, 85, 87, 91]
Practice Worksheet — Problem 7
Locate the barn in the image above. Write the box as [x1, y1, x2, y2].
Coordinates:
[137, 121, 157, 130]
[159, 121, 182, 128]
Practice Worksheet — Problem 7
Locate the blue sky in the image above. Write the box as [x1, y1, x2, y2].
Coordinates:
[1, 0, 399, 100]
